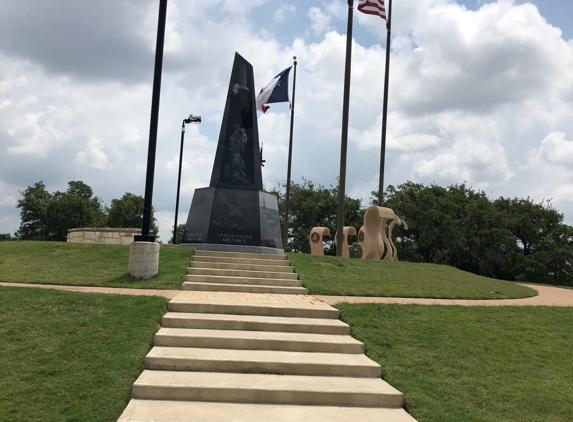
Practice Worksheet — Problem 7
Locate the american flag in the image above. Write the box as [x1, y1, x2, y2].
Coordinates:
[357, 0, 386, 20]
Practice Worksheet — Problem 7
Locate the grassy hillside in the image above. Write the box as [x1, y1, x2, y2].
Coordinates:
[0, 241, 192, 289]
[0, 242, 537, 299]
[1, 245, 571, 421]
[289, 253, 537, 299]
[0, 286, 167, 421]
[338, 303, 573, 422]
[2, 286, 572, 421]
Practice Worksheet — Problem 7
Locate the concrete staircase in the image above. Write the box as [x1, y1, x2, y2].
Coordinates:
[118, 250, 417, 422]
[182, 251, 307, 295]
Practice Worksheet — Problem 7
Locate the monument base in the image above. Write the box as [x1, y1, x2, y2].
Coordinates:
[181, 187, 283, 254]
[182, 242, 284, 255]
[128, 241, 160, 279]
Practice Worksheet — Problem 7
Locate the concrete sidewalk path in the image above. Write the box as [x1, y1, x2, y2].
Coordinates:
[0, 281, 179, 298]
[313, 284, 573, 307]
[2, 281, 573, 306]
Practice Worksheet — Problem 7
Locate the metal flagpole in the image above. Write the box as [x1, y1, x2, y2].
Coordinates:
[283, 57, 298, 252]
[336, 0, 354, 257]
[378, 0, 392, 206]
[137, 0, 168, 242]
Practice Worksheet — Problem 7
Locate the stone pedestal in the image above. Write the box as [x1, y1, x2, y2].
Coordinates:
[182, 187, 283, 254]
[128, 241, 160, 279]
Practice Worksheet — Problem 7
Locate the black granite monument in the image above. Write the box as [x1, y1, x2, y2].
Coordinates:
[181, 53, 283, 254]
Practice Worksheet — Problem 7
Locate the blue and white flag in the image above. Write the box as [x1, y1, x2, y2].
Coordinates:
[256, 67, 292, 113]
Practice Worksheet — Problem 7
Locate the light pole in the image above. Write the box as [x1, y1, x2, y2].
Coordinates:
[172, 114, 201, 244]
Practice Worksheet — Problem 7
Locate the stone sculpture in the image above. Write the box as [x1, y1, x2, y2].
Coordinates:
[358, 225, 366, 258]
[388, 217, 408, 261]
[360, 206, 407, 261]
[333, 226, 357, 258]
[309, 227, 330, 256]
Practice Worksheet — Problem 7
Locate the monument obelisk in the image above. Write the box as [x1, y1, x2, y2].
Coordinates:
[181, 53, 284, 254]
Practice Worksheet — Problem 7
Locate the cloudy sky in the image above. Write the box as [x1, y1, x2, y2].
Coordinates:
[1, 0, 572, 242]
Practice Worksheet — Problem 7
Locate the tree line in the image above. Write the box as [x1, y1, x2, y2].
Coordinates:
[6, 178, 572, 286]
[273, 180, 573, 287]
[6, 180, 158, 242]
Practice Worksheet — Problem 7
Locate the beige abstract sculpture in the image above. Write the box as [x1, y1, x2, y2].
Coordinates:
[358, 225, 367, 258]
[361, 206, 407, 261]
[309, 227, 330, 255]
[388, 217, 408, 261]
[334, 226, 357, 258]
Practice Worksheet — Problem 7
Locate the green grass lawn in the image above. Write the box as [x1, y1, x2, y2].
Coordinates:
[0, 241, 193, 289]
[0, 286, 167, 422]
[0, 242, 537, 299]
[1, 245, 571, 421]
[337, 303, 573, 422]
[289, 253, 537, 299]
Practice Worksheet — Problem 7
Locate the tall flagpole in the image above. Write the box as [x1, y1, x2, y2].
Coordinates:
[283, 57, 298, 252]
[378, 0, 392, 206]
[136, 0, 168, 242]
[336, 0, 354, 257]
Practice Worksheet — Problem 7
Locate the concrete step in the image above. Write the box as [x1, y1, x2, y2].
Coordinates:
[193, 255, 291, 266]
[187, 267, 299, 280]
[194, 250, 287, 260]
[184, 274, 303, 287]
[119, 400, 417, 422]
[167, 296, 339, 319]
[153, 328, 363, 353]
[132, 370, 404, 407]
[161, 312, 351, 335]
[181, 281, 308, 295]
[189, 261, 295, 273]
[145, 347, 381, 377]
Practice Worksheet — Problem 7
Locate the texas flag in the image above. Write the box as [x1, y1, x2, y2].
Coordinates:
[256, 67, 292, 113]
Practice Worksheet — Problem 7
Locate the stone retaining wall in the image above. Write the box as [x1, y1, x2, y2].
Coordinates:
[67, 228, 141, 245]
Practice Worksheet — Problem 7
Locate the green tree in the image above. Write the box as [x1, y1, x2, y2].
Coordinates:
[381, 182, 573, 286]
[107, 192, 158, 235]
[45, 181, 107, 241]
[15, 181, 52, 240]
[494, 197, 563, 256]
[168, 224, 186, 245]
[495, 197, 573, 286]
[273, 180, 364, 255]
[0, 233, 12, 241]
[515, 233, 573, 287]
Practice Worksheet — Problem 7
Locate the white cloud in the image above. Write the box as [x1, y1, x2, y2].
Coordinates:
[389, 0, 573, 115]
[413, 139, 514, 189]
[274, 4, 296, 22]
[154, 210, 176, 242]
[0, 181, 17, 208]
[75, 138, 111, 170]
[528, 132, 573, 167]
[1, 0, 573, 242]
[215, 0, 268, 16]
[523, 132, 573, 211]
[308, 7, 331, 35]
[324, 0, 346, 21]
